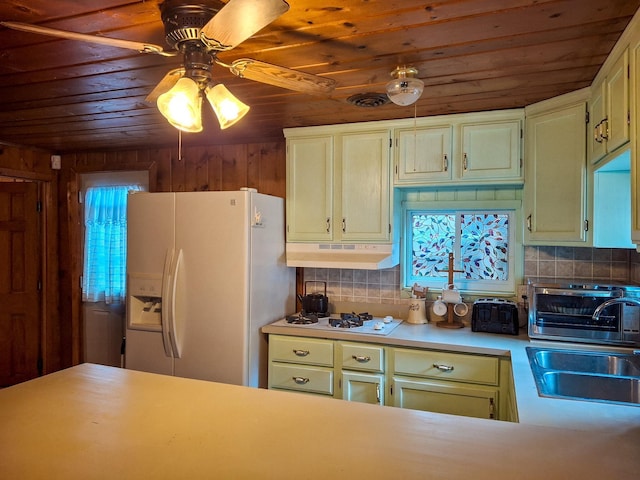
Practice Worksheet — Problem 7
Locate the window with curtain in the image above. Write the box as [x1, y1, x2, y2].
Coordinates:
[82, 185, 143, 304]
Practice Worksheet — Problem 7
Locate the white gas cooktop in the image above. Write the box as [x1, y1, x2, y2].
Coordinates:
[272, 315, 403, 336]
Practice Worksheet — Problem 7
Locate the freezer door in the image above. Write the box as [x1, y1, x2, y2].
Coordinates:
[125, 192, 176, 376]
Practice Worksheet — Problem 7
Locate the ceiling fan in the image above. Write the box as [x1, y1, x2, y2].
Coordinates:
[1, 0, 337, 131]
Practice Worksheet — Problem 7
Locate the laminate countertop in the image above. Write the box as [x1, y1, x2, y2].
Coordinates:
[262, 320, 640, 434]
[0, 363, 638, 479]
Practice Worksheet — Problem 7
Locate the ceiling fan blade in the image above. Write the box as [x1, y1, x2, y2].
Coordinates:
[145, 68, 186, 103]
[227, 59, 336, 95]
[0, 21, 176, 56]
[200, 0, 289, 51]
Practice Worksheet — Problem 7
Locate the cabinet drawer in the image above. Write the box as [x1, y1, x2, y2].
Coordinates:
[270, 335, 333, 367]
[340, 343, 384, 372]
[393, 348, 499, 385]
[270, 363, 333, 395]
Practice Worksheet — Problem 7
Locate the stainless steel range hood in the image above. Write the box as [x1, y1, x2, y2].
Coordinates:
[286, 243, 399, 270]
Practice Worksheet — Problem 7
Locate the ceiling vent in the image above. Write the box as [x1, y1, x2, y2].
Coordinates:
[347, 92, 390, 107]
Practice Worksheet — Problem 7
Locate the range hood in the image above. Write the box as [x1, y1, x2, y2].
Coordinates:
[286, 243, 399, 270]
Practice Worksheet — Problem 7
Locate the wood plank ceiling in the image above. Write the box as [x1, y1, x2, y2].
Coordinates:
[0, 0, 638, 153]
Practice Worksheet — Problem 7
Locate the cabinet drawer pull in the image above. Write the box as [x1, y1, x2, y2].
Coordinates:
[443, 153, 449, 172]
[292, 376, 310, 385]
[352, 355, 371, 363]
[433, 363, 455, 372]
[293, 349, 310, 357]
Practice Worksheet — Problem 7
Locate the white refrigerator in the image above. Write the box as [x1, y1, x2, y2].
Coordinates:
[125, 189, 294, 388]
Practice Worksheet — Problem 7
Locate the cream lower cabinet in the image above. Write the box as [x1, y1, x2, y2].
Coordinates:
[389, 348, 500, 420]
[268, 335, 513, 421]
[337, 342, 385, 405]
[268, 335, 334, 396]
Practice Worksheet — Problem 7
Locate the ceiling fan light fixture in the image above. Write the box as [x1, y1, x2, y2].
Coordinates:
[386, 66, 424, 106]
[157, 77, 203, 132]
[205, 84, 250, 130]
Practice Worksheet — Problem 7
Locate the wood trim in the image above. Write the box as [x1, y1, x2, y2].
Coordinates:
[0, 167, 54, 182]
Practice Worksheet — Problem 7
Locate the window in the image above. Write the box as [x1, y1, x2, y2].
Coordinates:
[82, 184, 144, 304]
[404, 207, 517, 295]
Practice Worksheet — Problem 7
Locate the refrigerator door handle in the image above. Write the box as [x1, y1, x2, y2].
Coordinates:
[161, 248, 175, 357]
[168, 249, 185, 358]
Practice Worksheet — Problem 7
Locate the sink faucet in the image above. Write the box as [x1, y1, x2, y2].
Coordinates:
[592, 297, 640, 321]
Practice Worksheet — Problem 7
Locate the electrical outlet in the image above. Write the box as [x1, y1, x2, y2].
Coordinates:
[51, 154, 61, 170]
[516, 284, 528, 300]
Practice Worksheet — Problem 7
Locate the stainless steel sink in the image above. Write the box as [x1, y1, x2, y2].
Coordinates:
[526, 347, 640, 406]
[532, 349, 640, 377]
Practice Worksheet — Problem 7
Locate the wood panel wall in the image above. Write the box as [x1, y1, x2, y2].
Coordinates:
[59, 141, 287, 366]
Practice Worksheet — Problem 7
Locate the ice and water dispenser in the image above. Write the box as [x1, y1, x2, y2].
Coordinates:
[127, 273, 164, 331]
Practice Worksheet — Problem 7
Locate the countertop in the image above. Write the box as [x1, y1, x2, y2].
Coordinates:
[0, 363, 638, 479]
[262, 320, 640, 433]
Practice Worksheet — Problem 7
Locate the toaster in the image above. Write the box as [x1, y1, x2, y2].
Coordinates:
[471, 298, 519, 335]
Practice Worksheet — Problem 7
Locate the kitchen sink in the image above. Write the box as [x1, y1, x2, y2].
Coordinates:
[526, 347, 640, 406]
[531, 349, 640, 377]
[541, 371, 640, 405]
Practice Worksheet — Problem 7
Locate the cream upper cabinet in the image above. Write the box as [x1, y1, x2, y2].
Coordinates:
[394, 110, 523, 186]
[524, 93, 589, 245]
[339, 130, 391, 242]
[590, 48, 630, 164]
[459, 120, 521, 181]
[286, 135, 333, 242]
[395, 125, 453, 183]
[285, 126, 392, 243]
[633, 43, 640, 245]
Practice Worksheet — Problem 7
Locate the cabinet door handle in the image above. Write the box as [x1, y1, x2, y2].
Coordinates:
[601, 119, 609, 140]
[376, 383, 381, 403]
[433, 363, 454, 372]
[292, 376, 310, 385]
[463, 153, 468, 170]
[342, 218, 346, 233]
[352, 355, 371, 363]
[326, 217, 331, 233]
[293, 349, 310, 357]
[594, 121, 603, 143]
[443, 154, 449, 172]
[526, 214, 532, 232]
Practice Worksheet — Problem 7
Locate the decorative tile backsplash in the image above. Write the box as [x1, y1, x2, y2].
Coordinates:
[303, 246, 640, 305]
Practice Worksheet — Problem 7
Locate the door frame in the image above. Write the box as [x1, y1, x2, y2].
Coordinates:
[0, 167, 59, 374]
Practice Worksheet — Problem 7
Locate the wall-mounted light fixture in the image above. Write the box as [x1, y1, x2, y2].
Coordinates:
[386, 66, 424, 106]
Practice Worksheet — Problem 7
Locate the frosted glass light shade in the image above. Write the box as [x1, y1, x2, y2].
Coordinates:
[205, 84, 250, 130]
[157, 77, 203, 132]
[386, 66, 424, 106]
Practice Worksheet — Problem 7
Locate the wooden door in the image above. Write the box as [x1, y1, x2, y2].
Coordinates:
[0, 181, 41, 386]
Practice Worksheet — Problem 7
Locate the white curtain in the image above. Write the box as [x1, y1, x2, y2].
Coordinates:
[82, 185, 143, 304]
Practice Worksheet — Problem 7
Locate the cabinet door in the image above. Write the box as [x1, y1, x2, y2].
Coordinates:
[341, 371, 384, 405]
[391, 377, 498, 419]
[606, 48, 630, 153]
[340, 130, 391, 242]
[633, 44, 640, 245]
[589, 82, 606, 164]
[459, 121, 521, 181]
[286, 136, 334, 241]
[395, 125, 452, 184]
[524, 102, 588, 244]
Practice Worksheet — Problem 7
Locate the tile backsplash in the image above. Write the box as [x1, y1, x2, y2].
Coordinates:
[302, 246, 640, 306]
